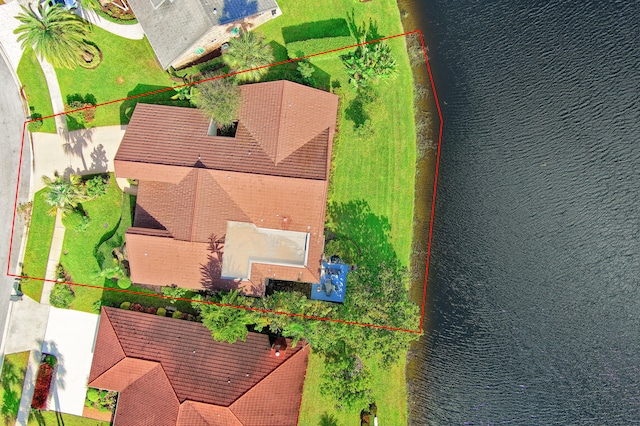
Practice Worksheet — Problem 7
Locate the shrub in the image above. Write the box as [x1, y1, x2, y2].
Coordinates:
[27, 113, 43, 132]
[181, 312, 189, 320]
[146, 307, 157, 315]
[187, 314, 196, 321]
[286, 36, 355, 59]
[130, 303, 144, 312]
[85, 175, 108, 198]
[172, 310, 183, 319]
[49, 283, 75, 308]
[92, 299, 103, 314]
[156, 308, 167, 317]
[87, 388, 100, 402]
[31, 362, 54, 410]
[117, 277, 132, 289]
[120, 301, 131, 310]
[162, 285, 188, 304]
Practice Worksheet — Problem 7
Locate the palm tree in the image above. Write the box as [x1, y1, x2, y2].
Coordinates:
[222, 30, 274, 82]
[42, 172, 86, 218]
[14, 3, 90, 69]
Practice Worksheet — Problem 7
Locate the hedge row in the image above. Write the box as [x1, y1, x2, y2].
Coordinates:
[286, 36, 356, 60]
[119, 301, 196, 321]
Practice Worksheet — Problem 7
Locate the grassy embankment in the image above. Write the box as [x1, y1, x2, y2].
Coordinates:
[0, 351, 30, 424]
[20, 190, 56, 301]
[257, 1, 416, 424]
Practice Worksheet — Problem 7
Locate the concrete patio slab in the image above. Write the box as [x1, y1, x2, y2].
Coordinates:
[42, 307, 100, 416]
[3, 295, 50, 355]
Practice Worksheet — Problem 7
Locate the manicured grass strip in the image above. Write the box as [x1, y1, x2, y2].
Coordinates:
[60, 175, 123, 313]
[54, 26, 185, 129]
[1, 351, 30, 424]
[28, 411, 110, 426]
[17, 48, 56, 134]
[20, 190, 56, 301]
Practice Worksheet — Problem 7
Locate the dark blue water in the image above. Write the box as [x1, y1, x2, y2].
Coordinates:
[409, 1, 640, 424]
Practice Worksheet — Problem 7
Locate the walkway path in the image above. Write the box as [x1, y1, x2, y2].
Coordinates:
[36, 56, 68, 134]
[40, 211, 65, 305]
[76, 6, 144, 40]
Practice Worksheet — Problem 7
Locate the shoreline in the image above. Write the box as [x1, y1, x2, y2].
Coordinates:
[397, 0, 441, 423]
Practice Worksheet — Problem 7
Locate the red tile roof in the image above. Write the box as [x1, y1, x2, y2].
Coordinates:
[114, 81, 338, 294]
[89, 307, 309, 426]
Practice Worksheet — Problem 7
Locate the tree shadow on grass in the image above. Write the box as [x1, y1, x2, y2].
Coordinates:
[325, 200, 399, 273]
[119, 84, 189, 124]
[282, 19, 351, 43]
[346, 10, 383, 42]
[319, 412, 339, 426]
[1, 359, 23, 424]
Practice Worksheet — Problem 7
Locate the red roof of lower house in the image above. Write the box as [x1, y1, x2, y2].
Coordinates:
[89, 307, 309, 426]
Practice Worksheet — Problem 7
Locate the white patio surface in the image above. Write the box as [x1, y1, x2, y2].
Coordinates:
[41, 307, 100, 416]
[30, 125, 126, 194]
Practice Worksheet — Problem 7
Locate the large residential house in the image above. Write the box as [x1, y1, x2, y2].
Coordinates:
[114, 80, 339, 296]
[89, 307, 309, 425]
[126, 0, 282, 69]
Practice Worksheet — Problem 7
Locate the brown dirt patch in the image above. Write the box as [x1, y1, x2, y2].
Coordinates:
[115, 75, 125, 85]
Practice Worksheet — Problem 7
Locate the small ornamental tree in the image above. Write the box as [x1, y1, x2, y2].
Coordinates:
[341, 41, 398, 89]
[32, 356, 56, 410]
[191, 76, 241, 128]
[42, 172, 87, 218]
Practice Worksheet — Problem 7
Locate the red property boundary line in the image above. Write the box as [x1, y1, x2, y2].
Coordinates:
[6, 30, 443, 335]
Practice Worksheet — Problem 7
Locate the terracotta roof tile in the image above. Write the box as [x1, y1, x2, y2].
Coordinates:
[89, 308, 308, 426]
[88, 311, 125, 383]
[177, 401, 242, 426]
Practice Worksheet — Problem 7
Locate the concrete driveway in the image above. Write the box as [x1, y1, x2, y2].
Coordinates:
[42, 307, 100, 416]
[31, 125, 126, 194]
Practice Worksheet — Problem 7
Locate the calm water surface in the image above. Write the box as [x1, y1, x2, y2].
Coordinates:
[408, 1, 640, 424]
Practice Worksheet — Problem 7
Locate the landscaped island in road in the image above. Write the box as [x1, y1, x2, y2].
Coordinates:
[10, 0, 423, 424]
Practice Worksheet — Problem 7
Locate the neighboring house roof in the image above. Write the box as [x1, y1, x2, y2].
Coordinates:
[115, 81, 338, 295]
[127, 0, 279, 68]
[89, 307, 309, 426]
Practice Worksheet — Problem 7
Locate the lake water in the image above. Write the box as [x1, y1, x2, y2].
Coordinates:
[406, 1, 640, 424]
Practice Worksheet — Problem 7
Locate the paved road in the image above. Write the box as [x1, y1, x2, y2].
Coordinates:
[0, 52, 31, 357]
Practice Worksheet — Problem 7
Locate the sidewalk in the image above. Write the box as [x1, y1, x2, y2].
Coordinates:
[36, 56, 68, 134]
[40, 211, 65, 305]
[76, 6, 145, 40]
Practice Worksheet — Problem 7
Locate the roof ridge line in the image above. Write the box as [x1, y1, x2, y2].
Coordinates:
[277, 126, 330, 165]
[274, 80, 287, 165]
[189, 169, 204, 242]
[229, 343, 309, 410]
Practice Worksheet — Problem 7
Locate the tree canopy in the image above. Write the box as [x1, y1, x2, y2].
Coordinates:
[14, 3, 90, 69]
[191, 76, 241, 128]
[41, 172, 87, 218]
[341, 41, 398, 89]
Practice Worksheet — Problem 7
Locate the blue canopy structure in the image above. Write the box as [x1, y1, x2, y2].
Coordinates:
[311, 261, 349, 303]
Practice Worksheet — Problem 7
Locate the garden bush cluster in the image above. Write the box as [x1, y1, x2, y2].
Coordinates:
[85, 388, 117, 412]
[118, 301, 196, 321]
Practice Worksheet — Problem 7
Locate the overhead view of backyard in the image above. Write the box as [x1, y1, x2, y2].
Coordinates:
[2, 0, 426, 424]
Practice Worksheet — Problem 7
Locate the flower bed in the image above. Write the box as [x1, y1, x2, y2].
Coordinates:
[31, 354, 57, 410]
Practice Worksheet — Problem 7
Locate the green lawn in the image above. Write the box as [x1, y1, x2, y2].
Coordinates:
[17, 48, 56, 134]
[20, 190, 56, 301]
[258, 2, 416, 424]
[1, 351, 30, 424]
[28, 411, 109, 426]
[60, 174, 126, 312]
[53, 26, 186, 129]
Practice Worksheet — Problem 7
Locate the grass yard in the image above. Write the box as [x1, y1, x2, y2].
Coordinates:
[60, 174, 127, 312]
[17, 48, 56, 134]
[257, 2, 416, 424]
[20, 190, 56, 301]
[53, 26, 186, 129]
[28, 411, 110, 426]
[1, 351, 30, 425]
